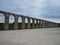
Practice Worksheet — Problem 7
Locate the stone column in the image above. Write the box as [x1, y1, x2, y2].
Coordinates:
[45, 21, 47, 28]
[27, 18, 30, 29]
[22, 17, 25, 29]
[44, 21, 46, 28]
[54, 23, 57, 27]
[14, 15, 18, 30]
[32, 19, 35, 28]
[55, 23, 58, 27]
[4, 13, 9, 30]
[36, 19, 38, 28]
[46, 21, 49, 28]
[39, 20, 41, 28]
[48, 22, 50, 28]
[50, 22, 53, 28]
[47, 21, 50, 28]
[42, 20, 45, 28]
[48, 22, 52, 28]
[52, 23, 54, 27]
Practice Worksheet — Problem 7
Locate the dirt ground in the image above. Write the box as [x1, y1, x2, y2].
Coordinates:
[0, 28, 60, 45]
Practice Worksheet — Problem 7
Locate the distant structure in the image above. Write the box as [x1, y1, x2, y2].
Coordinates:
[0, 10, 59, 30]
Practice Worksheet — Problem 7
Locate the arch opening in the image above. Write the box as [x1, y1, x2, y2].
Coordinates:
[25, 18, 28, 29]
[35, 20, 36, 28]
[0, 13, 5, 30]
[9, 15, 15, 30]
[41, 21, 43, 28]
[30, 19, 33, 28]
[38, 20, 40, 28]
[18, 16, 22, 29]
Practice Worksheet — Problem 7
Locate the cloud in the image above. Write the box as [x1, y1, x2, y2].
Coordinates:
[0, 0, 60, 23]
[41, 0, 60, 23]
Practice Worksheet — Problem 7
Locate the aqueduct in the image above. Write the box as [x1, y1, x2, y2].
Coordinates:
[0, 10, 58, 30]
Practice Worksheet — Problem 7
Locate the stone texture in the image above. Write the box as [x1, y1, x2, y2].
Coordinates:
[32, 19, 35, 28]
[4, 13, 9, 30]
[22, 17, 25, 29]
[27, 18, 30, 29]
[14, 15, 18, 30]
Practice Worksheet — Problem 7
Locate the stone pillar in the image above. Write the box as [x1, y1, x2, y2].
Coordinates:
[45, 21, 47, 28]
[14, 15, 18, 30]
[49, 22, 51, 28]
[32, 19, 35, 28]
[55, 23, 58, 27]
[50, 22, 53, 28]
[48, 22, 50, 27]
[47, 21, 50, 28]
[4, 13, 9, 30]
[36, 19, 38, 28]
[51, 22, 54, 28]
[27, 18, 30, 29]
[40, 20, 42, 28]
[44, 21, 46, 28]
[22, 17, 25, 29]
[42, 20, 45, 28]
[54, 23, 57, 27]
[39, 20, 41, 28]
[48, 22, 53, 28]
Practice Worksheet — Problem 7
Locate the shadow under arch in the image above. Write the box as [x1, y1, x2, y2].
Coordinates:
[9, 15, 15, 30]
[0, 13, 5, 30]
[18, 16, 22, 29]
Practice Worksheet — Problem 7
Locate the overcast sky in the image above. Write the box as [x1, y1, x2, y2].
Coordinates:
[0, 0, 60, 23]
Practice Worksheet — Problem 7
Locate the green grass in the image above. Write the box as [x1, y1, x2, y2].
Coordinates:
[0, 25, 4, 30]
[18, 24, 22, 29]
[9, 24, 14, 30]
[0, 23, 40, 30]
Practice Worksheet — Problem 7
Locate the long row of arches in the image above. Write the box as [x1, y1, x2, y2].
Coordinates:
[0, 11, 58, 30]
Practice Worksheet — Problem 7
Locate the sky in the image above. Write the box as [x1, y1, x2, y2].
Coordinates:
[0, 0, 60, 23]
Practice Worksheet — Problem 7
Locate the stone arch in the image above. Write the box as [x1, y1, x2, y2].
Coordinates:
[41, 20, 45, 28]
[35, 19, 36, 28]
[18, 16, 22, 23]
[35, 19, 39, 28]
[41, 20, 43, 28]
[38, 20, 39, 23]
[18, 16, 22, 29]
[0, 13, 5, 30]
[35, 20, 36, 23]
[30, 19, 33, 28]
[38, 20, 40, 28]
[38, 20, 41, 28]
[9, 15, 15, 30]
[30, 18, 35, 28]
[25, 18, 28, 23]
[25, 17, 28, 29]
[30, 19, 33, 23]
[41, 20, 43, 24]
[44, 21, 47, 28]
[9, 15, 15, 23]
